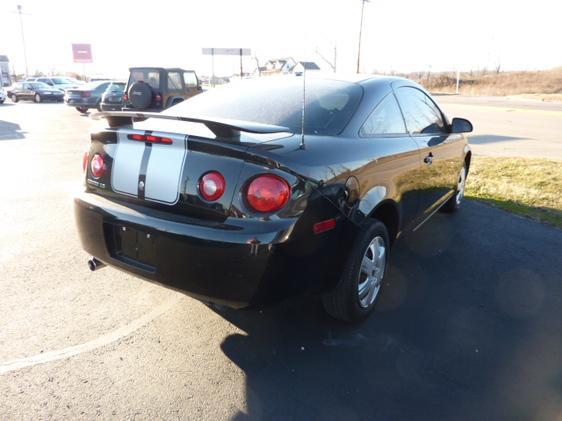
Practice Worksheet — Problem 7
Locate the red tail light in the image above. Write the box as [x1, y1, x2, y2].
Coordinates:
[246, 174, 291, 213]
[82, 151, 89, 172]
[154, 93, 162, 102]
[199, 171, 226, 201]
[127, 134, 173, 144]
[123, 92, 129, 101]
[83, 91, 91, 97]
[90, 154, 105, 178]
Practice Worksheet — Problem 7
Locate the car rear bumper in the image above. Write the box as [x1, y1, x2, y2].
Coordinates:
[65, 98, 98, 107]
[74, 192, 299, 308]
[100, 103, 122, 111]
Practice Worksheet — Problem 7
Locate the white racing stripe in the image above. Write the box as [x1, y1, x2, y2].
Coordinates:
[0, 297, 180, 375]
[110, 131, 188, 204]
[145, 132, 188, 205]
[111, 131, 145, 197]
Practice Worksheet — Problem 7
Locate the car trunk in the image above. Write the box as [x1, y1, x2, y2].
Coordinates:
[86, 119, 288, 222]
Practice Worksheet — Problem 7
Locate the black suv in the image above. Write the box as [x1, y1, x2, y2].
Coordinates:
[123, 67, 202, 111]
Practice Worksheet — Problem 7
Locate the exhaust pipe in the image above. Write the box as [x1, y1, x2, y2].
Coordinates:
[88, 257, 105, 271]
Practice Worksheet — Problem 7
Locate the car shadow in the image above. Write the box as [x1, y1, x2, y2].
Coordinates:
[213, 201, 562, 420]
[0, 120, 26, 140]
[469, 134, 525, 144]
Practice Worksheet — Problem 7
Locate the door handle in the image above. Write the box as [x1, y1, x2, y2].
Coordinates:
[424, 152, 433, 165]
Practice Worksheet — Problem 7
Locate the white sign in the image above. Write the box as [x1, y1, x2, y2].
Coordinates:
[202, 48, 251, 56]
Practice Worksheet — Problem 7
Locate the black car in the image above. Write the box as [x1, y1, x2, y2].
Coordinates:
[64, 81, 112, 113]
[9, 81, 64, 103]
[75, 75, 473, 323]
[100, 82, 126, 111]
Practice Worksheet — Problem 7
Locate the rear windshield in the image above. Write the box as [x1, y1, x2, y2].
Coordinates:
[107, 82, 125, 92]
[167, 77, 363, 136]
[51, 78, 68, 84]
[128, 70, 160, 89]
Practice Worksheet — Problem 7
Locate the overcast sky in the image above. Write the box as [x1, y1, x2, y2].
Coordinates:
[0, 0, 560, 78]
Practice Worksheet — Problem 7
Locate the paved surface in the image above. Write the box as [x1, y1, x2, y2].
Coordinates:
[436, 95, 562, 159]
[1, 102, 562, 420]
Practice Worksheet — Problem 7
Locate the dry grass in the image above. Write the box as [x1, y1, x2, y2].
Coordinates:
[399, 67, 562, 97]
[465, 157, 562, 228]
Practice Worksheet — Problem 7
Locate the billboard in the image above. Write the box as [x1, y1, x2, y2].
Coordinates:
[202, 48, 251, 56]
[72, 44, 93, 63]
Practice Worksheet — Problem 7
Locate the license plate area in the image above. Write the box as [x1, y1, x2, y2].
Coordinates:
[108, 224, 156, 271]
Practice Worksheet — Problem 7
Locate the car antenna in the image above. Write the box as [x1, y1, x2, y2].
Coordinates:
[299, 68, 306, 150]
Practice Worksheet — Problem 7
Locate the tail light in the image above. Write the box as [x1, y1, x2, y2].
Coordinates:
[199, 171, 226, 201]
[83, 91, 91, 97]
[90, 154, 105, 178]
[127, 133, 173, 144]
[246, 174, 291, 213]
[154, 93, 162, 102]
[123, 92, 129, 102]
[82, 151, 89, 172]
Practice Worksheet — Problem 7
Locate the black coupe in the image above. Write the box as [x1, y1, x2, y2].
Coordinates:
[75, 75, 472, 322]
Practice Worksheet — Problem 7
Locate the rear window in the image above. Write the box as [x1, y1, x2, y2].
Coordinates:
[168, 77, 363, 136]
[107, 82, 125, 92]
[128, 70, 160, 89]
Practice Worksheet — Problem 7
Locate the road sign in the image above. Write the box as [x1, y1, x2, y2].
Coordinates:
[202, 48, 251, 56]
[72, 44, 93, 63]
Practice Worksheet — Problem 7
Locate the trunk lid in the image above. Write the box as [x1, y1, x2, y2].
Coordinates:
[87, 117, 291, 221]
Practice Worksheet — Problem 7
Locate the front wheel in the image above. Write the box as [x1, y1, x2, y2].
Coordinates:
[441, 164, 467, 213]
[322, 219, 390, 323]
[34, 93, 42, 103]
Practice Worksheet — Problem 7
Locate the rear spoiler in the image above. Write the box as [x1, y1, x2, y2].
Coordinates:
[91, 111, 291, 139]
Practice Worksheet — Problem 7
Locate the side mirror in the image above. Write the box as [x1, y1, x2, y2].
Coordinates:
[451, 117, 473, 133]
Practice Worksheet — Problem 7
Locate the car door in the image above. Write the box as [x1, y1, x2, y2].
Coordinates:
[358, 92, 421, 230]
[21, 83, 34, 99]
[394, 86, 464, 217]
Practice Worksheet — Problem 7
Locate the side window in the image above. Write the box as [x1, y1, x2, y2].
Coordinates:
[167, 72, 183, 90]
[183, 71, 198, 87]
[39, 78, 53, 86]
[395, 87, 447, 135]
[360, 93, 407, 136]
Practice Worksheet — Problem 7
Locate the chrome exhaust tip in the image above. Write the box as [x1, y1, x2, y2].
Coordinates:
[87, 257, 105, 271]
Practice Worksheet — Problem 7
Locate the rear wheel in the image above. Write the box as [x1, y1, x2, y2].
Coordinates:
[441, 164, 467, 213]
[34, 93, 42, 103]
[76, 107, 88, 114]
[11, 94, 18, 103]
[322, 219, 390, 323]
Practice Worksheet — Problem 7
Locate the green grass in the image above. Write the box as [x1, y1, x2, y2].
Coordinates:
[465, 157, 562, 229]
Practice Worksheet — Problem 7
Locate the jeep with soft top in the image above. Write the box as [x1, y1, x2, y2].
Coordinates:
[123, 67, 202, 112]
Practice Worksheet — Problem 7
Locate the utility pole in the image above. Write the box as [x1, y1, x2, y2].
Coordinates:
[8, 4, 32, 78]
[356, 0, 370, 73]
[16, 5, 29, 77]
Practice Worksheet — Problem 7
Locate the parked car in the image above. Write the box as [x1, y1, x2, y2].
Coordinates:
[64, 81, 112, 113]
[100, 81, 126, 111]
[8, 81, 64, 103]
[25, 76, 80, 92]
[122, 67, 202, 111]
[76, 75, 472, 323]
[0, 86, 5, 103]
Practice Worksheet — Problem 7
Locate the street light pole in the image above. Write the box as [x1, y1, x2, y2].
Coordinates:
[17, 5, 29, 77]
[356, 0, 369, 73]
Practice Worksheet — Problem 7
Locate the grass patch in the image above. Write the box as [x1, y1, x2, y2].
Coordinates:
[465, 157, 562, 229]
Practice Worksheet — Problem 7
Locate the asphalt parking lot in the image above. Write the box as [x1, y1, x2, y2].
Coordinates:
[1, 102, 561, 420]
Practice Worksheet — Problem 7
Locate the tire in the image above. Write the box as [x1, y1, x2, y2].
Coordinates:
[0, 100, 4, 104]
[441, 164, 467, 213]
[11, 94, 18, 103]
[76, 107, 88, 114]
[128, 81, 152, 109]
[322, 219, 390, 323]
[34, 93, 42, 103]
